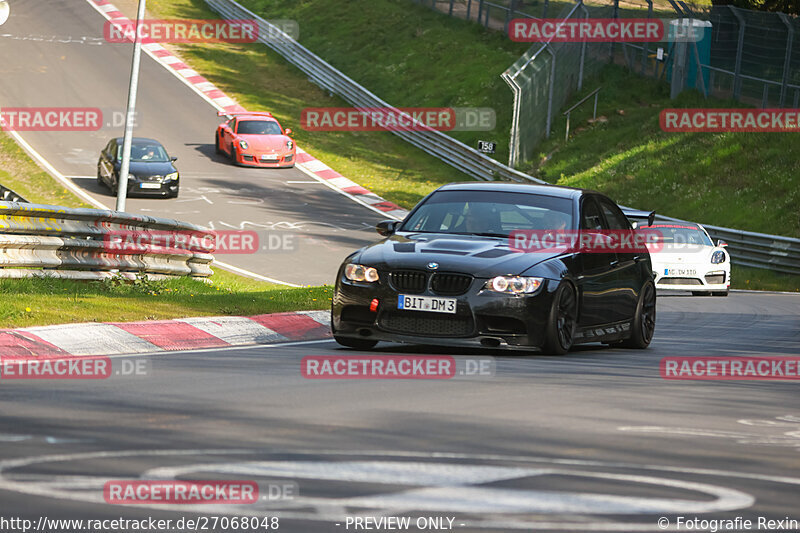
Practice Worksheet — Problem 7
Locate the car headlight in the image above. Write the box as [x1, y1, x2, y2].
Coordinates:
[286, 139, 293, 150]
[485, 276, 544, 294]
[239, 140, 249, 150]
[711, 250, 726, 264]
[165, 172, 179, 181]
[344, 263, 379, 283]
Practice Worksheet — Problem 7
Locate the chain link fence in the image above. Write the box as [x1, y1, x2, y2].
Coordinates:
[413, 0, 800, 165]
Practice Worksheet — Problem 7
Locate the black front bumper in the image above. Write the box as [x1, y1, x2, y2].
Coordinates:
[332, 271, 557, 351]
[127, 180, 179, 196]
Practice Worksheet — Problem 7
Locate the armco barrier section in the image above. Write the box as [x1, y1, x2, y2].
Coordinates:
[0, 184, 28, 203]
[0, 201, 214, 279]
[206, 0, 798, 276]
[204, 0, 543, 185]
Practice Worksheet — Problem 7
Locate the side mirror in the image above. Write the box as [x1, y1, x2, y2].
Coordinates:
[717, 240, 728, 248]
[170, 156, 178, 162]
[376, 220, 400, 237]
[647, 210, 656, 227]
[284, 128, 293, 135]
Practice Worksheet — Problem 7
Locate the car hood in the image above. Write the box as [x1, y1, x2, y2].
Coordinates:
[121, 161, 176, 177]
[239, 134, 289, 152]
[353, 232, 565, 278]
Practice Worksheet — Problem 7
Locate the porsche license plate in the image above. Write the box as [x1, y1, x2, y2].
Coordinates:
[139, 183, 161, 189]
[665, 267, 696, 276]
[398, 295, 457, 314]
[260, 155, 279, 162]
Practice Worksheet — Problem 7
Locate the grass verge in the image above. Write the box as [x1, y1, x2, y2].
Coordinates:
[0, 269, 331, 329]
[0, 133, 92, 207]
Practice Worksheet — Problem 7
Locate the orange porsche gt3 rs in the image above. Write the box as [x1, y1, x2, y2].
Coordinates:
[215, 111, 296, 168]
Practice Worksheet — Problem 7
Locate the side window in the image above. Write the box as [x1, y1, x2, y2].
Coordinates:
[580, 197, 606, 231]
[598, 198, 631, 231]
[231, 119, 237, 133]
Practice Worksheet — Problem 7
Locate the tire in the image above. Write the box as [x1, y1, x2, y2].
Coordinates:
[215, 134, 222, 154]
[712, 291, 729, 297]
[334, 335, 378, 350]
[229, 143, 237, 163]
[96, 169, 106, 188]
[621, 281, 656, 349]
[541, 282, 578, 355]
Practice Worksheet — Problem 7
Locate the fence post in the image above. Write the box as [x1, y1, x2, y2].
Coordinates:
[578, 0, 588, 91]
[449, 0, 455, 16]
[642, 0, 653, 75]
[485, 4, 490, 27]
[466, 0, 472, 20]
[478, 0, 484, 24]
[729, 6, 746, 101]
[543, 0, 549, 18]
[778, 13, 794, 108]
[506, 0, 516, 34]
[545, 45, 557, 139]
[609, 0, 619, 63]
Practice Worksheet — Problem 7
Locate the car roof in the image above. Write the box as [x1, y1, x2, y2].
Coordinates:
[436, 181, 598, 200]
[112, 137, 163, 145]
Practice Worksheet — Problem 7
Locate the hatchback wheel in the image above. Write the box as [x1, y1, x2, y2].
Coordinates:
[621, 281, 656, 348]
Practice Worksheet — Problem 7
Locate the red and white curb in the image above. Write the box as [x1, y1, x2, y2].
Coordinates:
[0, 310, 331, 357]
[86, 0, 409, 221]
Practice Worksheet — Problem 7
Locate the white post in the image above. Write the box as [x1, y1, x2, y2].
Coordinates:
[116, 0, 147, 212]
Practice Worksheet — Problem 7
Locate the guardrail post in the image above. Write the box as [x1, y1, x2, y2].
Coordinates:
[478, 0, 484, 24]
[762, 84, 769, 108]
[778, 13, 793, 108]
[449, 0, 455, 16]
[466, 0, 472, 20]
[484, 3, 491, 27]
[506, 0, 516, 34]
[729, 6, 746, 101]
[543, 0, 549, 18]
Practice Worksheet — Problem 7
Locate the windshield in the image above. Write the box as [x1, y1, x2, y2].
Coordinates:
[118, 142, 170, 163]
[237, 120, 282, 135]
[644, 224, 712, 248]
[400, 190, 574, 237]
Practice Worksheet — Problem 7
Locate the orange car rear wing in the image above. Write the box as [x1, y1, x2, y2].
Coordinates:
[217, 111, 273, 118]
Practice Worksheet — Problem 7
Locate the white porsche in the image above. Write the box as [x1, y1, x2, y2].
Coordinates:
[643, 222, 730, 296]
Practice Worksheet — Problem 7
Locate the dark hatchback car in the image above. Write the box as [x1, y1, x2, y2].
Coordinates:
[97, 138, 179, 198]
[332, 183, 656, 355]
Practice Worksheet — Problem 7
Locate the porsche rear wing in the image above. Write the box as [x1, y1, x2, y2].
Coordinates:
[217, 111, 273, 117]
[620, 207, 656, 228]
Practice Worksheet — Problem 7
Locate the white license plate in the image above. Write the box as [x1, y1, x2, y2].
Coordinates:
[260, 155, 279, 161]
[665, 267, 696, 276]
[139, 183, 161, 189]
[397, 294, 457, 314]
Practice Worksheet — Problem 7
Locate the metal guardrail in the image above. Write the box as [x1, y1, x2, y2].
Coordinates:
[206, 0, 798, 278]
[0, 201, 214, 279]
[0, 184, 28, 203]
[205, 0, 544, 185]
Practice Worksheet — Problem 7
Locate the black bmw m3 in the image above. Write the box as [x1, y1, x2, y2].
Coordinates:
[332, 182, 656, 355]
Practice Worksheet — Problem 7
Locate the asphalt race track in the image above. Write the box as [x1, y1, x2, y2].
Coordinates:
[0, 0, 387, 285]
[0, 293, 798, 532]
